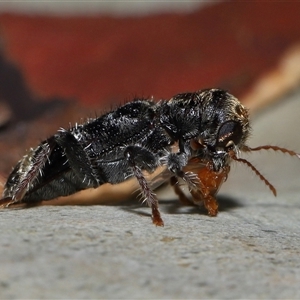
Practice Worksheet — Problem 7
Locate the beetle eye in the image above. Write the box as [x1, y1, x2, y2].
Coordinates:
[216, 121, 243, 149]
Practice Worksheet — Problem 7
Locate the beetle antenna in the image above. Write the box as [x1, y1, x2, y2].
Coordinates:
[242, 145, 300, 159]
[229, 151, 277, 196]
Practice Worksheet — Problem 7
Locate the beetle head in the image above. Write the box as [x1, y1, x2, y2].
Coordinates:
[196, 89, 250, 172]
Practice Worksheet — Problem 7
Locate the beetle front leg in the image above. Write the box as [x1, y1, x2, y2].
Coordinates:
[124, 146, 163, 226]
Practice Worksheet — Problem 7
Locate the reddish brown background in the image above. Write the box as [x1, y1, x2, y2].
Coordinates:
[1, 2, 300, 107]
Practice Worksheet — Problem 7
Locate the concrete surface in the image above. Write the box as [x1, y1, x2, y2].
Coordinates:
[1, 88, 300, 299]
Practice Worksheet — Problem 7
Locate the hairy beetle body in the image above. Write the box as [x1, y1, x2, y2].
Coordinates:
[1, 89, 298, 225]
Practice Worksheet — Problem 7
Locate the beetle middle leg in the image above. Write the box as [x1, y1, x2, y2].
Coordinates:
[164, 151, 200, 190]
[124, 145, 164, 226]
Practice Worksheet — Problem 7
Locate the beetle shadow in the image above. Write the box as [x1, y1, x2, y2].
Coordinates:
[165, 194, 242, 215]
[120, 194, 243, 219]
[3, 192, 242, 221]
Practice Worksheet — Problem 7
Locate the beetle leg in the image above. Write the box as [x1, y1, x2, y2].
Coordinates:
[1, 140, 53, 206]
[164, 152, 200, 190]
[124, 146, 163, 226]
[170, 176, 194, 206]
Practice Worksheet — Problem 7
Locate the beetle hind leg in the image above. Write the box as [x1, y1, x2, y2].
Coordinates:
[1, 141, 52, 206]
